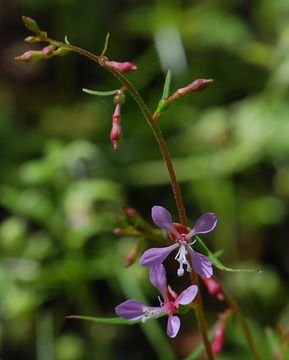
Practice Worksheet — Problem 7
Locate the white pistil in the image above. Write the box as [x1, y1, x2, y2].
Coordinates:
[175, 243, 192, 277]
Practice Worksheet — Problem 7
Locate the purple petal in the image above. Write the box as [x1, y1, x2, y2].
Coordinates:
[175, 285, 198, 305]
[140, 243, 178, 267]
[151, 206, 180, 237]
[115, 300, 154, 320]
[150, 264, 167, 299]
[188, 247, 213, 278]
[115, 299, 147, 320]
[167, 315, 181, 338]
[186, 213, 217, 238]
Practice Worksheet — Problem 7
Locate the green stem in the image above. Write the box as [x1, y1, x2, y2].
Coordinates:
[223, 287, 261, 360]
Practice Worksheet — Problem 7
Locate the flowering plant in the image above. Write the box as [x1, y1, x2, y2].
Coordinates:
[16, 16, 262, 359]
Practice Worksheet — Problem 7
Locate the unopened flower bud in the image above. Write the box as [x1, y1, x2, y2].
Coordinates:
[212, 321, 225, 355]
[110, 104, 122, 151]
[41, 45, 54, 58]
[22, 16, 40, 33]
[15, 50, 43, 63]
[123, 207, 138, 218]
[106, 60, 137, 73]
[124, 244, 138, 268]
[25, 36, 38, 43]
[168, 79, 213, 102]
[202, 277, 224, 301]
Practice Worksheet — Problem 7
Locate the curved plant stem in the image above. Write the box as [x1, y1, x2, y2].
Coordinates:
[223, 287, 261, 360]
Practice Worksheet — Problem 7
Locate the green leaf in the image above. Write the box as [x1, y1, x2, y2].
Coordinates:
[66, 315, 140, 325]
[82, 88, 118, 96]
[195, 236, 261, 273]
[162, 69, 172, 99]
[101, 33, 110, 56]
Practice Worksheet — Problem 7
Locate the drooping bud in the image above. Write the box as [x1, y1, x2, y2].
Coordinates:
[212, 309, 233, 355]
[167, 78, 214, 102]
[124, 244, 138, 268]
[202, 277, 224, 301]
[15, 50, 43, 63]
[106, 60, 137, 73]
[110, 104, 122, 151]
[22, 16, 40, 34]
[212, 321, 225, 355]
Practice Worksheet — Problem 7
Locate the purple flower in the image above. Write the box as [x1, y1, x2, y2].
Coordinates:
[115, 264, 198, 338]
[140, 206, 217, 278]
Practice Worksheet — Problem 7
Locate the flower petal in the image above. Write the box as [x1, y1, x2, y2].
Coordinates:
[167, 315, 181, 338]
[150, 264, 167, 299]
[175, 285, 198, 305]
[186, 213, 217, 238]
[115, 299, 147, 320]
[140, 243, 178, 267]
[188, 247, 213, 278]
[151, 206, 180, 237]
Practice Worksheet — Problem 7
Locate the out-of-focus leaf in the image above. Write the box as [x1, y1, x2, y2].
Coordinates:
[66, 315, 141, 325]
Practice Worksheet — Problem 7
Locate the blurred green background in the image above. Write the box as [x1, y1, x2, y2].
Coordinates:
[1, 0, 289, 359]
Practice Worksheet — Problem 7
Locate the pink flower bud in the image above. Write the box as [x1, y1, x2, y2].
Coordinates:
[168, 78, 213, 102]
[110, 104, 122, 151]
[15, 50, 43, 63]
[124, 244, 138, 268]
[106, 61, 137, 73]
[41, 45, 54, 58]
[202, 277, 224, 301]
[123, 207, 138, 218]
[212, 321, 225, 355]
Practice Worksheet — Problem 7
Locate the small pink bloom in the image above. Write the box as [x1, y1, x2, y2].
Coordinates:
[106, 60, 137, 73]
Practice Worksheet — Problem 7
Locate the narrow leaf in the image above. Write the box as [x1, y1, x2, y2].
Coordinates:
[162, 69, 172, 99]
[101, 33, 110, 56]
[64, 35, 70, 45]
[195, 236, 261, 273]
[82, 88, 119, 96]
[66, 315, 140, 325]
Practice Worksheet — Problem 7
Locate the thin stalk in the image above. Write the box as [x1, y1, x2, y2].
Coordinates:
[223, 288, 261, 360]
[53, 41, 214, 359]
[190, 264, 214, 360]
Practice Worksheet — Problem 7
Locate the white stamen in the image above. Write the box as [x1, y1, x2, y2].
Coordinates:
[158, 296, 164, 307]
[175, 243, 192, 276]
[142, 307, 158, 322]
